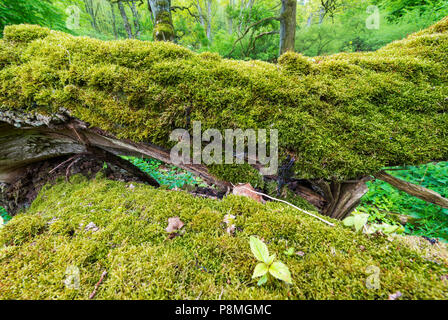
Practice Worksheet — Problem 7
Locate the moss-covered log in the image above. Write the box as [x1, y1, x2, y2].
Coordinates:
[0, 18, 448, 218]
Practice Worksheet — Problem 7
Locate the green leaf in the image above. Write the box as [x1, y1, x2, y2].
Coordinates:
[252, 263, 269, 278]
[266, 254, 276, 266]
[353, 214, 369, 232]
[250, 236, 270, 263]
[268, 261, 292, 284]
[284, 248, 294, 256]
[342, 216, 355, 227]
[257, 274, 268, 286]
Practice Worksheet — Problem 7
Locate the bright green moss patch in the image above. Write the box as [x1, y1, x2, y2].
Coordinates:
[0, 175, 447, 299]
[0, 19, 448, 181]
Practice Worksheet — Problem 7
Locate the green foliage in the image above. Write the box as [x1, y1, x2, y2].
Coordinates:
[296, 0, 448, 57]
[343, 213, 370, 232]
[0, 0, 68, 35]
[1, 20, 448, 181]
[359, 161, 448, 240]
[343, 211, 405, 234]
[0, 175, 447, 299]
[122, 156, 207, 189]
[0, 207, 11, 228]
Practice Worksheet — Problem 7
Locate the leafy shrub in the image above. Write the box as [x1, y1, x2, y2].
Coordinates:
[122, 156, 208, 189]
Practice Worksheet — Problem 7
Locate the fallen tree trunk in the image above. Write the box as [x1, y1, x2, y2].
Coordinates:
[374, 170, 448, 209]
[0, 110, 231, 190]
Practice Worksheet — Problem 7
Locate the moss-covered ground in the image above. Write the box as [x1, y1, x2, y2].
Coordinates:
[0, 174, 447, 299]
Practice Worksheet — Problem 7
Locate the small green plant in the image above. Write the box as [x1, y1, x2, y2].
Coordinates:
[284, 247, 295, 256]
[250, 236, 292, 286]
[343, 212, 404, 235]
[343, 213, 370, 232]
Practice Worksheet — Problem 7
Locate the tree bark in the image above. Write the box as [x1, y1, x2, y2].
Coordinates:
[118, 1, 133, 39]
[313, 177, 372, 219]
[279, 0, 297, 56]
[227, 0, 234, 34]
[374, 170, 448, 209]
[206, 0, 212, 43]
[148, 0, 175, 41]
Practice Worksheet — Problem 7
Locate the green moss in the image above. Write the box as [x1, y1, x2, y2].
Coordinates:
[0, 19, 448, 180]
[3, 24, 51, 43]
[208, 163, 265, 188]
[0, 175, 447, 299]
[264, 181, 317, 212]
[278, 51, 312, 75]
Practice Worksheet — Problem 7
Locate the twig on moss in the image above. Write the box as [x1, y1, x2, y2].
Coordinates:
[89, 270, 107, 299]
[233, 185, 335, 227]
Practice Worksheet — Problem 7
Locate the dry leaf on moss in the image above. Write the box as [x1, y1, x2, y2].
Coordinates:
[232, 183, 264, 203]
[166, 216, 184, 233]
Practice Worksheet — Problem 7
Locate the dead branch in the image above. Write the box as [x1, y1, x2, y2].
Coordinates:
[374, 170, 448, 209]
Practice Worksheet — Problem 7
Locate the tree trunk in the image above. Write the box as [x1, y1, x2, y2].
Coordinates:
[206, 0, 212, 43]
[279, 0, 297, 56]
[228, 0, 233, 34]
[84, 0, 100, 32]
[128, 0, 141, 38]
[148, 0, 175, 41]
[118, 1, 133, 39]
[110, 1, 118, 39]
[0, 110, 230, 189]
[313, 177, 371, 220]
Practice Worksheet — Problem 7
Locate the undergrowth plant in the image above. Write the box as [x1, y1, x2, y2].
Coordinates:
[250, 236, 292, 286]
[0, 207, 11, 227]
[122, 156, 208, 189]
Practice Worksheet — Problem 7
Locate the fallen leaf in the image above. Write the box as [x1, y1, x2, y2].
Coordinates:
[232, 183, 264, 203]
[166, 216, 184, 233]
[296, 251, 305, 257]
[226, 225, 236, 235]
[388, 291, 402, 300]
[85, 222, 99, 232]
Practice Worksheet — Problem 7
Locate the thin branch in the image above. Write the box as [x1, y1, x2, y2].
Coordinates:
[227, 16, 281, 56]
[89, 270, 108, 299]
[233, 185, 335, 227]
[374, 170, 448, 209]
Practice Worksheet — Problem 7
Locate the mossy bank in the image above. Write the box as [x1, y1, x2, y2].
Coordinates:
[1, 18, 448, 182]
[0, 175, 447, 299]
